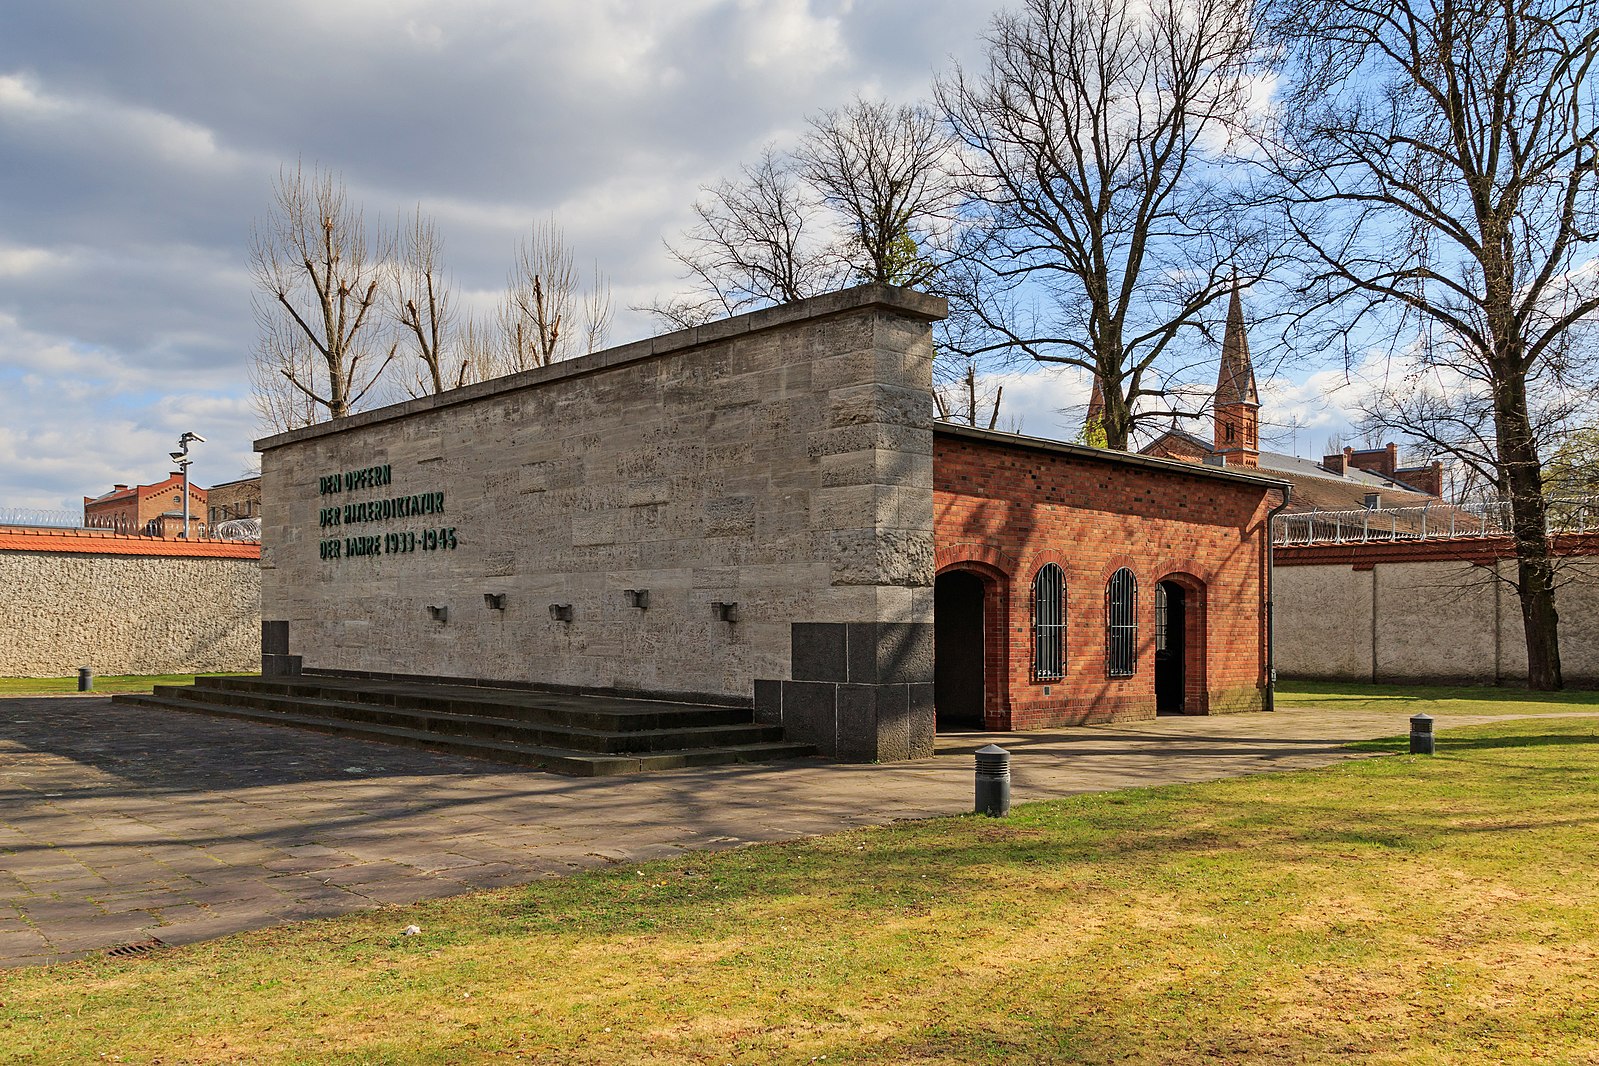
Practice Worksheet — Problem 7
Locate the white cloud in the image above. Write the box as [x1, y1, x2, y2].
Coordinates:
[0, 0, 1059, 510]
[0, 242, 62, 278]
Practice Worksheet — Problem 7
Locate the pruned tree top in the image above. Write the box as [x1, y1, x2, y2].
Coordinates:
[249, 162, 393, 430]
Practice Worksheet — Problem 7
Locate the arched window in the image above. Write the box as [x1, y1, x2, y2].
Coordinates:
[1032, 563, 1065, 681]
[1106, 567, 1138, 678]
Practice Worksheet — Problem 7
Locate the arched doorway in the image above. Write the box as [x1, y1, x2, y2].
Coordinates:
[935, 569, 986, 730]
[1155, 580, 1187, 714]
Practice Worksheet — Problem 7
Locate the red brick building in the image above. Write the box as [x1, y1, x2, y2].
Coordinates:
[83, 472, 207, 537]
[206, 475, 262, 527]
[933, 423, 1288, 730]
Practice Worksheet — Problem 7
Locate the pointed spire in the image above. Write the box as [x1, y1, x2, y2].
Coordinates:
[1216, 285, 1258, 407]
[1080, 373, 1108, 447]
[1213, 282, 1261, 467]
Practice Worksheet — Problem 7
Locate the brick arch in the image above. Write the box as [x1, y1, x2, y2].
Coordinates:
[1092, 554, 1143, 589]
[1152, 569, 1209, 715]
[1025, 546, 1070, 574]
[933, 553, 1013, 729]
[936, 542, 1018, 578]
[1149, 557, 1212, 587]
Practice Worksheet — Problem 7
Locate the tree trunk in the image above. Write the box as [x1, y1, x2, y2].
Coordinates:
[1495, 371, 1563, 690]
[1100, 378, 1132, 451]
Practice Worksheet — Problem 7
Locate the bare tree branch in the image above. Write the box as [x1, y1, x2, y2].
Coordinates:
[797, 96, 961, 287]
[497, 218, 612, 373]
[249, 162, 393, 431]
[644, 146, 845, 328]
[390, 205, 457, 398]
[937, 0, 1279, 450]
[1271, 0, 1599, 689]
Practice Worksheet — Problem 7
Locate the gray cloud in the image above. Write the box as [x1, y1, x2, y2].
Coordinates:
[0, 0, 1012, 509]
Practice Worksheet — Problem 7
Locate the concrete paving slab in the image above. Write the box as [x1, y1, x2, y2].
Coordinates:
[0, 693, 1567, 967]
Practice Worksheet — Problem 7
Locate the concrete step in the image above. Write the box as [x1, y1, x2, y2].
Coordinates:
[145, 684, 787, 754]
[191, 675, 751, 731]
[111, 683, 816, 776]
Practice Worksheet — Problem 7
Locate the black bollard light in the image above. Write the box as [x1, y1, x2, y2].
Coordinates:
[77, 667, 93, 693]
[975, 743, 1012, 817]
[1409, 713, 1435, 755]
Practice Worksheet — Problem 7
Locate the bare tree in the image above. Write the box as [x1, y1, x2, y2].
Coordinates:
[248, 332, 317, 434]
[937, 0, 1271, 451]
[798, 96, 959, 287]
[579, 263, 613, 356]
[250, 162, 393, 429]
[932, 363, 1006, 429]
[390, 206, 469, 397]
[457, 310, 500, 389]
[500, 218, 612, 371]
[1272, 0, 1599, 689]
[648, 146, 845, 328]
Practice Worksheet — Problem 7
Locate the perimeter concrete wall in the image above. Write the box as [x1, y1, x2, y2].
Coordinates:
[0, 550, 260, 677]
[1274, 541, 1599, 684]
[256, 285, 945, 760]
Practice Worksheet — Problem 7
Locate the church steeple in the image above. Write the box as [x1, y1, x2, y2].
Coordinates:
[1083, 375, 1106, 444]
[1213, 285, 1260, 468]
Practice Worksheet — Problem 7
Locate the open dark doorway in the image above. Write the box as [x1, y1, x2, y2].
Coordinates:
[935, 570, 985, 730]
[1155, 581, 1186, 714]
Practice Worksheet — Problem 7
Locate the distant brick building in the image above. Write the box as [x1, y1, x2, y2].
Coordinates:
[933, 424, 1287, 730]
[1141, 288, 1444, 513]
[83, 472, 207, 537]
[207, 475, 262, 527]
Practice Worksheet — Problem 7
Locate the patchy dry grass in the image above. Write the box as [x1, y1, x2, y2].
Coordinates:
[1277, 678, 1599, 718]
[0, 673, 251, 696]
[4, 717, 1599, 1063]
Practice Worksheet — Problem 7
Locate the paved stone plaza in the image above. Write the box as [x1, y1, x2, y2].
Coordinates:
[0, 695, 1530, 966]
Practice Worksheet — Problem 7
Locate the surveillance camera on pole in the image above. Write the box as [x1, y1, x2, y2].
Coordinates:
[173, 431, 204, 539]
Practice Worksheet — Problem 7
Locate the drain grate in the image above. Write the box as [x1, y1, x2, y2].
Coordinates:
[106, 937, 166, 958]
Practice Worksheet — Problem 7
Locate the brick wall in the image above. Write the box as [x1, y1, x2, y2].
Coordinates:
[933, 428, 1280, 728]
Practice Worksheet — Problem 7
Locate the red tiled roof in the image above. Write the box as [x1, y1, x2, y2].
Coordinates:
[0, 526, 259, 558]
[84, 473, 207, 508]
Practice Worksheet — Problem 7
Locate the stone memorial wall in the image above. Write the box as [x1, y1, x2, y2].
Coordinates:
[256, 285, 946, 760]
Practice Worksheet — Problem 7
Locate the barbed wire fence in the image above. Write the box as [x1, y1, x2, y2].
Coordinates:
[0, 506, 260, 542]
[1273, 497, 1598, 546]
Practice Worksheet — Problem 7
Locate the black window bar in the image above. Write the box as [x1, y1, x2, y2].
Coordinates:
[1106, 567, 1138, 678]
[1032, 563, 1065, 681]
[1154, 582, 1168, 653]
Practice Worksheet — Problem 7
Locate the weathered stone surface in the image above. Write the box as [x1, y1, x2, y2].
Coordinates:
[827, 529, 936, 587]
[0, 552, 259, 677]
[258, 286, 943, 728]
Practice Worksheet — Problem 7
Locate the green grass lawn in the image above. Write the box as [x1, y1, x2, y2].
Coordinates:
[5, 715, 1599, 1063]
[0, 672, 252, 696]
[1277, 677, 1599, 717]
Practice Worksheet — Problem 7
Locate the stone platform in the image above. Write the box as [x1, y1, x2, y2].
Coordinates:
[112, 675, 814, 775]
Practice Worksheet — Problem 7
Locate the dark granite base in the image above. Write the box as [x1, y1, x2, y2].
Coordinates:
[755, 621, 935, 761]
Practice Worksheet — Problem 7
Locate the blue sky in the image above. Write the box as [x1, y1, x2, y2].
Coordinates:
[0, 0, 1368, 510]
